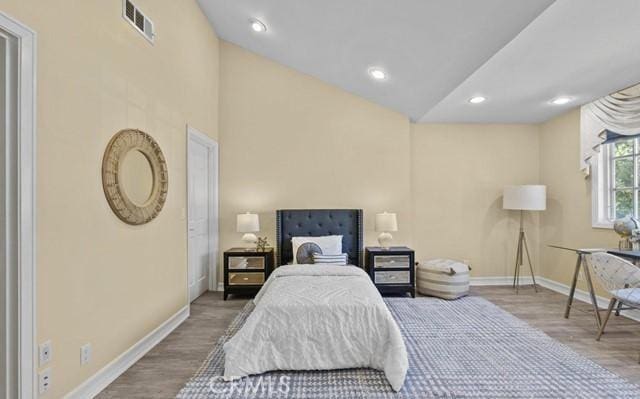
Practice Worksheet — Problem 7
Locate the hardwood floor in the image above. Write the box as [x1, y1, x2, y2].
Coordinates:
[96, 293, 248, 399]
[97, 286, 640, 398]
[473, 285, 640, 381]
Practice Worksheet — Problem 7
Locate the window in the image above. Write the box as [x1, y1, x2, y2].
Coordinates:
[592, 137, 640, 227]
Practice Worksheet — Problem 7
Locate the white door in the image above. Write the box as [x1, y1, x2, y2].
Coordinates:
[187, 127, 218, 302]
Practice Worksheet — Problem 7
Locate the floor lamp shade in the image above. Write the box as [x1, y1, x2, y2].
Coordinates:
[503, 185, 546, 211]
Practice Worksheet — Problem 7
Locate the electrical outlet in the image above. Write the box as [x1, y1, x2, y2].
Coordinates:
[39, 340, 52, 366]
[38, 368, 52, 394]
[81, 343, 92, 365]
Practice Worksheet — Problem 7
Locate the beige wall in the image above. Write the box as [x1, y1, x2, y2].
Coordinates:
[411, 124, 542, 277]
[219, 42, 412, 267]
[219, 36, 616, 298]
[219, 41, 545, 281]
[0, 1, 219, 397]
[539, 109, 618, 293]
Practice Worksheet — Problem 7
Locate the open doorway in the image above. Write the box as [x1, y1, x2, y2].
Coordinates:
[0, 12, 36, 399]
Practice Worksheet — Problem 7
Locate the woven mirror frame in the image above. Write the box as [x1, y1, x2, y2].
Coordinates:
[102, 129, 168, 225]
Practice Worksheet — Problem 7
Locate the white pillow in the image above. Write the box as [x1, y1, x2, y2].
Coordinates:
[291, 235, 342, 264]
[313, 253, 348, 266]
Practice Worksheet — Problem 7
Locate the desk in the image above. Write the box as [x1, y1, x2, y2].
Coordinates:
[548, 245, 604, 329]
[607, 249, 640, 261]
[550, 246, 640, 330]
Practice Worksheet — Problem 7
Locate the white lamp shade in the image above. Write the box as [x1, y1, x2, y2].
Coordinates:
[503, 185, 546, 211]
[375, 212, 398, 232]
[236, 212, 260, 233]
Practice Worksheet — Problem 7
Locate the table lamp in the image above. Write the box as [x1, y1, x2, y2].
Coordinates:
[503, 185, 546, 293]
[237, 212, 259, 249]
[375, 212, 398, 250]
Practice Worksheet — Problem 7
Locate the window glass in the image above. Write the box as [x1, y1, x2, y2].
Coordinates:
[609, 139, 639, 220]
[614, 139, 634, 157]
[614, 158, 633, 188]
[614, 189, 633, 218]
[594, 137, 640, 227]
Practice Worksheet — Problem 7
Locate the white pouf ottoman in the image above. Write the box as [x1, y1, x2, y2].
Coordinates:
[417, 259, 470, 299]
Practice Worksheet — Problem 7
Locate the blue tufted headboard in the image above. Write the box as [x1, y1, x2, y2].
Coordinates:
[276, 209, 363, 267]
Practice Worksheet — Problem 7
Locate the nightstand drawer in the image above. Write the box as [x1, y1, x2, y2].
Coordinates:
[228, 256, 265, 270]
[375, 271, 410, 284]
[228, 272, 265, 285]
[374, 255, 411, 269]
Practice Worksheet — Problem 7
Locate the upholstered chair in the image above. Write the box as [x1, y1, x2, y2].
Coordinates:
[586, 252, 640, 362]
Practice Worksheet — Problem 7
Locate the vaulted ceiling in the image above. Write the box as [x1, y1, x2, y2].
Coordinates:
[197, 0, 640, 123]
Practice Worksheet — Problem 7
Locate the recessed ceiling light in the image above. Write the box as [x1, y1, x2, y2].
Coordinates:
[249, 18, 267, 33]
[368, 67, 387, 81]
[551, 96, 572, 105]
[468, 96, 486, 104]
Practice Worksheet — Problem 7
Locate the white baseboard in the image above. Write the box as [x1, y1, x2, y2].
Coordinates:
[217, 282, 223, 292]
[64, 305, 190, 399]
[470, 276, 534, 286]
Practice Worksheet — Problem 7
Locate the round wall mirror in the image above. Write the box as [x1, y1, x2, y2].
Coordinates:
[102, 129, 168, 225]
[120, 150, 154, 206]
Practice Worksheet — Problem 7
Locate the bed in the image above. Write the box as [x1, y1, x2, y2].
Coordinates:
[222, 209, 408, 392]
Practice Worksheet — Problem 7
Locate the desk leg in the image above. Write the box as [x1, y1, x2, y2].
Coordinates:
[565, 254, 582, 319]
[582, 260, 602, 329]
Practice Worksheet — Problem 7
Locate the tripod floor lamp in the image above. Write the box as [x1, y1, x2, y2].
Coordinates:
[503, 185, 546, 293]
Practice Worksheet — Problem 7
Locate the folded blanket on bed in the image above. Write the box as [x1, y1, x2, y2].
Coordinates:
[224, 264, 408, 392]
[253, 264, 365, 303]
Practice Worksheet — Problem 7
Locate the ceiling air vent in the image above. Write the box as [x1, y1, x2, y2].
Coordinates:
[123, 0, 155, 43]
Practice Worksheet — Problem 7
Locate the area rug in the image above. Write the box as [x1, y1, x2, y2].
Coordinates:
[177, 297, 640, 398]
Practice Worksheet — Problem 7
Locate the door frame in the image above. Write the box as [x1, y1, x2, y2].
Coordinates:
[186, 125, 219, 299]
[0, 11, 37, 399]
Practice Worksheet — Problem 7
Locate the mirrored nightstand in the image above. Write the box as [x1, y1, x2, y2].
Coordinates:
[223, 248, 274, 300]
[365, 246, 415, 297]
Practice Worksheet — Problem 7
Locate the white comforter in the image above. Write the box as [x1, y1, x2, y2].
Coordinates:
[223, 265, 408, 392]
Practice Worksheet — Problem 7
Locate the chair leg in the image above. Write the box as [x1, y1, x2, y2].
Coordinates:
[596, 298, 617, 341]
[615, 300, 623, 317]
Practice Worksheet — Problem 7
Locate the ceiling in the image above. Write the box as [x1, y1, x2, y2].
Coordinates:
[197, 0, 640, 123]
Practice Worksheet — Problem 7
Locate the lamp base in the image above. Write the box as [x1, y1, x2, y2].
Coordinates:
[513, 210, 538, 294]
[242, 233, 258, 250]
[377, 232, 393, 250]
